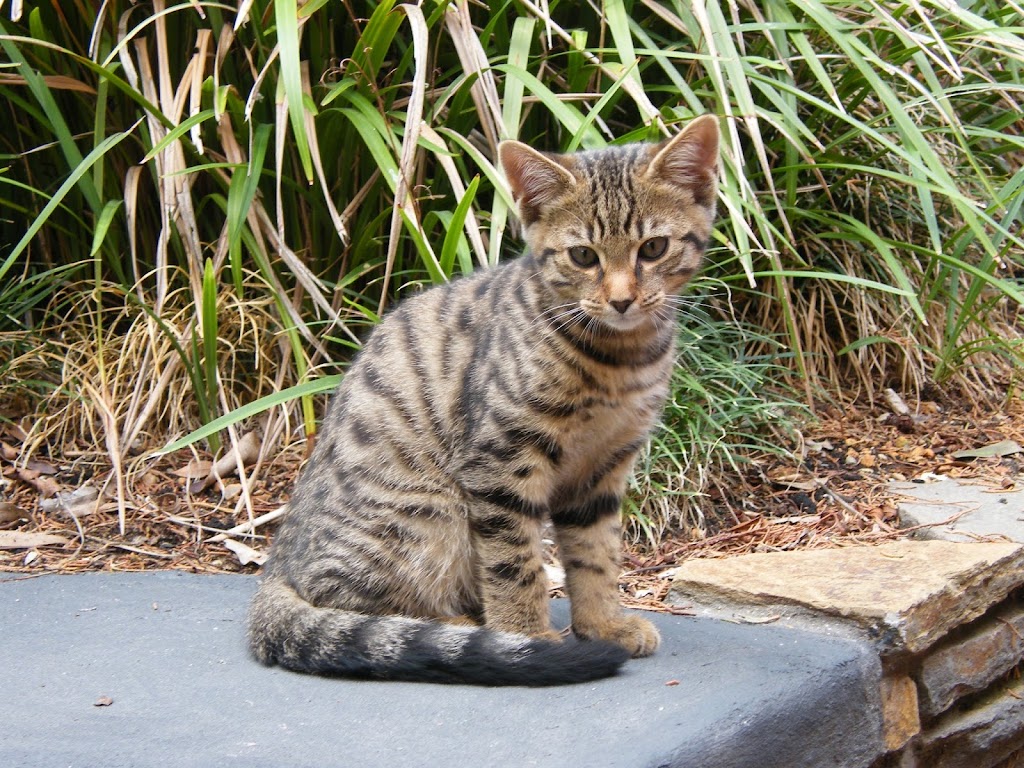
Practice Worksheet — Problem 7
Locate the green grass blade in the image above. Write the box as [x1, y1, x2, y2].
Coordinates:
[493, 64, 604, 149]
[440, 174, 481, 276]
[346, 0, 401, 85]
[0, 22, 101, 213]
[141, 108, 216, 163]
[502, 16, 534, 138]
[227, 122, 272, 296]
[0, 121, 138, 286]
[89, 200, 123, 257]
[274, 0, 314, 182]
[155, 376, 343, 455]
[201, 257, 221, 452]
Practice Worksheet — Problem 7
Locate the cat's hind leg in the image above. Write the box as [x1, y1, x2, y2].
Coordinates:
[465, 494, 558, 640]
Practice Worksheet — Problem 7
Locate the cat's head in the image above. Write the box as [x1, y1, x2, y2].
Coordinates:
[499, 115, 719, 333]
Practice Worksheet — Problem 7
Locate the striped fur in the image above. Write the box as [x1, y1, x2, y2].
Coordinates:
[249, 115, 720, 685]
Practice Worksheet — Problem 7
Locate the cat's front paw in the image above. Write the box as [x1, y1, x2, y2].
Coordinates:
[574, 614, 660, 658]
[532, 628, 565, 643]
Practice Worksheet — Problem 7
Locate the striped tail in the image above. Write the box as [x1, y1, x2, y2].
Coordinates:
[248, 578, 630, 686]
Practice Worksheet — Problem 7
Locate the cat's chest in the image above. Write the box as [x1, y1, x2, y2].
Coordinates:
[580, 382, 662, 434]
[544, 371, 670, 484]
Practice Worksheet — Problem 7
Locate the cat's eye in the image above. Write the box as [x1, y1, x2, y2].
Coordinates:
[568, 246, 599, 268]
[638, 237, 669, 262]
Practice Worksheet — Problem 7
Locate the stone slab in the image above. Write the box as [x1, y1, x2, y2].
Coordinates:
[881, 673, 921, 751]
[1, 572, 885, 768]
[893, 477, 1024, 543]
[915, 679, 1024, 768]
[668, 541, 1024, 655]
[917, 600, 1024, 719]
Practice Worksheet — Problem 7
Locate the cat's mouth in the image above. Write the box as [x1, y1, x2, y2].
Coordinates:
[592, 304, 652, 332]
[575, 297, 658, 333]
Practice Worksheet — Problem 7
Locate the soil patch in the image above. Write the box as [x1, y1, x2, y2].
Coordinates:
[2, 397, 1021, 613]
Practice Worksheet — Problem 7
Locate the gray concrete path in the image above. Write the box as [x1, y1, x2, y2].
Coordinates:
[2, 572, 884, 768]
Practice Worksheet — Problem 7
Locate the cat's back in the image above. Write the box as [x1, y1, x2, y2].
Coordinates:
[321, 256, 533, 439]
[281, 258, 535, 522]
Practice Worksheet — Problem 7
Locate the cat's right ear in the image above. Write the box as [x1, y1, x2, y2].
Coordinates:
[646, 114, 720, 207]
[498, 141, 577, 227]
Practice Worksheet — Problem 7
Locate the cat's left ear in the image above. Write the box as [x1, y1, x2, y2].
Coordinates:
[646, 114, 720, 202]
[499, 141, 577, 227]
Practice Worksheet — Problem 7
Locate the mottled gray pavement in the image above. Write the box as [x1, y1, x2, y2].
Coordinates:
[2, 571, 884, 768]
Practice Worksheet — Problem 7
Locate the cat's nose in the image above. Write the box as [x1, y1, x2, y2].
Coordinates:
[610, 298, 634, 314]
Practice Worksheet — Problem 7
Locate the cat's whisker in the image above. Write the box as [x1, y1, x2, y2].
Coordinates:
[515, 269, 546, 293]
[582, 313, 604, 347]
[537, 303, 587, 333]
[660, 294, 695, 307]
[653, 307, 678, 334]
[533, 311, 572, 334]
[541, 301, 579, 318]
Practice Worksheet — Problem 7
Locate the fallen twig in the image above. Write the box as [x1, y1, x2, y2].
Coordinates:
[207, 505, 287, 543]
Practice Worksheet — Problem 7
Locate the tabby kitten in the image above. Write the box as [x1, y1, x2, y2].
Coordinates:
[248, 114, 720, 686]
